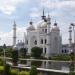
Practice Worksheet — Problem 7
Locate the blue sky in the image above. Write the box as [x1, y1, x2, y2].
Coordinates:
[0, 0, 75, 45]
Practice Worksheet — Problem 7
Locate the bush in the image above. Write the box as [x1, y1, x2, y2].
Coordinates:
[11, 69, 18, 75]
[0, 59, 3, 66]
[19, 71, 27, 75]
[31, 61, 42, 67]
[30, 66, 38, 75]
[0, 66, 4, 74]
[50, 54, 70, 61]
[69, 71, 75, 75]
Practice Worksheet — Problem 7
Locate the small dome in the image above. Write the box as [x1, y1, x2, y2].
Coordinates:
[27, 21, 35, 30]
[37, 20, 47, 28]
[52, 22, 60, 31]
[27, 25, 35, 30]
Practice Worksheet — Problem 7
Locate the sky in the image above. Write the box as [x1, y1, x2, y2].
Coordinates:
[0, 0, 75, 46]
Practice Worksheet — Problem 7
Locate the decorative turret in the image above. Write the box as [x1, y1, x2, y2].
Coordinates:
[47, 14, 51, 33]
[46, 14, 51, 57]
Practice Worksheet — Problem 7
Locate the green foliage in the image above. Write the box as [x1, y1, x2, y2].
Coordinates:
[20, 60, 27, 64]
[4, 64, 11, 75]
[0, 48, 3, 56]
[69, 62, 74, 71]
[19, 48, 27, 58]
[0, 59, 3, 66]
[50, 54, 71, 61]
[31, 47, 43, 58]
[30, 66, 38, 75]
[12, 50, 18, 66]
[69, 71, 75, 75]
[0, 66, 4, 74]
[6, 48, 13, 57]
[19, 71, 27, 75]
[11, 69, 18, 75]
[31, 61, 42, 67]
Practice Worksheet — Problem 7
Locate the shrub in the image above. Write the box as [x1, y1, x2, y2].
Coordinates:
[0, 66, 4, 74]
[69, 71, 75, 75]
[30, 66, 38, 75]
[31, 61, 42, 67]
[0, 59, 3, 66]
[19, 71, 26, 75]
[11, 69, 18, 75]
[50, 54, 70, 61]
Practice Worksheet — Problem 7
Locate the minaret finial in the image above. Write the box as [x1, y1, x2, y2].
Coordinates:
[48, 13, 51, 19]
[41, 8, 46, 20]
[43, 8, 45, 17]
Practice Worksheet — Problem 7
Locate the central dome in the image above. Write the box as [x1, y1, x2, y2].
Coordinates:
[37, 20, 47, 28]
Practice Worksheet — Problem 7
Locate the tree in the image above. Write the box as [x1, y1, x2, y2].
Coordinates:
[12, 50, 18, 66]
[0, 48, 3, 56]
[30, 66, 38, 75]
[4, 64, 11, 75]
[6, 48, 13, 57]
[31, 47, 43, 58]
[19, 48, 27, 58]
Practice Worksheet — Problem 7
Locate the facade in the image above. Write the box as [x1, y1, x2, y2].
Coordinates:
[24, 11, 62, 57]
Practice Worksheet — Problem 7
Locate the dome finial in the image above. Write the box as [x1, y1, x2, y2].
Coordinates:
[54, 20, 57, 26]
[29, 19, 33, 25]
[47, 12, 51, 20]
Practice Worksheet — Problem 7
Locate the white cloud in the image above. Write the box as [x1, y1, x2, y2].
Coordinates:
[40, 0, 75, 9]
[0, 0, 28, 15]
[30, 7, 41, 19]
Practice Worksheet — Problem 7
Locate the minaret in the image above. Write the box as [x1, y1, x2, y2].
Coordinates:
[47, 14, 51, 57]
[71, 23, 75, 44]
[69, 26, 72, 53]
[13, 21, 16, 47]
[23, 32, 26, 48]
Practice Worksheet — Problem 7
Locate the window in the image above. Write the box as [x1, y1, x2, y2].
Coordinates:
[27, 40, 28, 44]
[42, 29, 44, 32]
[41, 39, 43, 44]
[45, 29, 47, 33]
[45, 48, 46, 54]
[65, 49, 67, 53]
[45, 39, 47, 44]
[41, 48, 43, 51]
[34, 40, 37, 45]
[62, 50, 64, 53]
